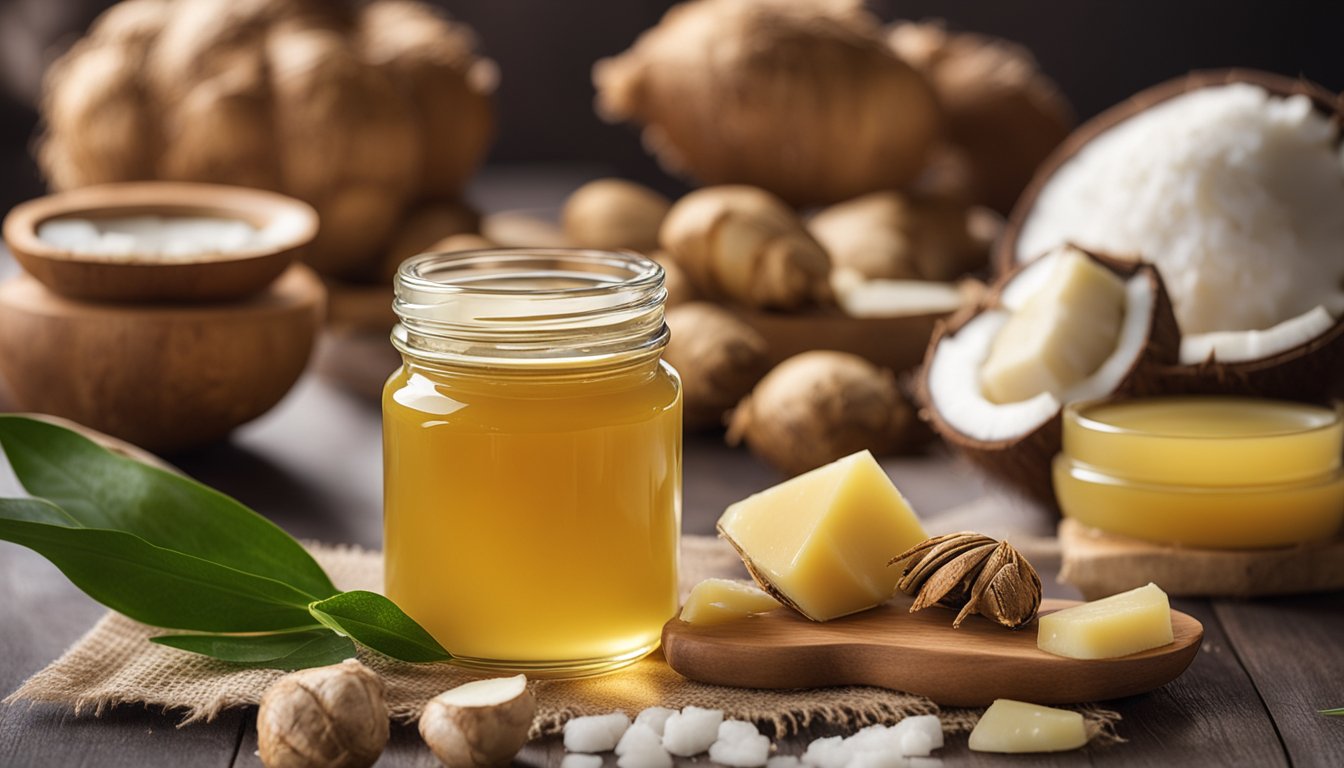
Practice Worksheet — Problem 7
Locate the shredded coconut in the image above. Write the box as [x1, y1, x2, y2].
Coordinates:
[1017, 84, 1344, 334]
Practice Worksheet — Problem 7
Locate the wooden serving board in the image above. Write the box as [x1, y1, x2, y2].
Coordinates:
[662, 595, 1202, 707]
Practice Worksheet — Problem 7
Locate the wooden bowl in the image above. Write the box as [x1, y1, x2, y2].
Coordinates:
[0, 264, 326, 453]
[2, 182, 318, 303]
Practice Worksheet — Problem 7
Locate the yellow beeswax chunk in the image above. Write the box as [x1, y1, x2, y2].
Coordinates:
[1037, 582, 1174, 659]
[679, 578, 782, 625]
[716, 450, 927, 621]
[968, 699, 1088, 753]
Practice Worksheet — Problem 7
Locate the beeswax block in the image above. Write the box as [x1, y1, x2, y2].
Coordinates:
[968, 699, 1088, 753]
[679, 579, 781, 625]
[716, 451, 927, 621]
[1038, 582, 1173, 659]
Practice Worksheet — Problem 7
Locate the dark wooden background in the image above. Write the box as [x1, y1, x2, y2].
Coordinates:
[2, 0, 1344, 212]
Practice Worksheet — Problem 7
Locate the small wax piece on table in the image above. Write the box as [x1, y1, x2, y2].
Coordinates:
[1038, 582, 1174, 659]
[968, 699, 1088, 753]
[716, 450, 927, 621]
[679, 578, 781, 625]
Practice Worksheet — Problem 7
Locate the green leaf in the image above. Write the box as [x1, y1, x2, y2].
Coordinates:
[0, 498, 318, 631]
[309, 590, 452, 663]
[0, 416, 336, 599]
[152, 629, 356, 670]
[1322, 707, 1344, 716]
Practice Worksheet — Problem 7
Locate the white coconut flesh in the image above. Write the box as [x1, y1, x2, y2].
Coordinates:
[832, 275, 965, 318]
[1015, 83, 1344, 362]
[928, 266, 1155, 443]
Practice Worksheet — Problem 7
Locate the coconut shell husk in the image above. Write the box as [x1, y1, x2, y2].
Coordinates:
[1157, 316, 1344, 404]
[996, 68, 1344, 274]
[915, 250, 1180, 507]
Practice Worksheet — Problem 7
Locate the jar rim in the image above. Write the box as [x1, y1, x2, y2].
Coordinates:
[397, 248, 663, 298]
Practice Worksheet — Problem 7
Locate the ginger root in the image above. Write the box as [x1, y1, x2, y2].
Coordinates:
[256, 659, 389, 768]
[594, 0, 940, 206]
[665, 302, 771, 430]
[889, 21, 1073, 213]
[807, 191, 998, 285]
[728, 351, 914, 476]
[419, 674, 536, 768]
[659, 186, 831, 310]
[563, 178, 671, 252]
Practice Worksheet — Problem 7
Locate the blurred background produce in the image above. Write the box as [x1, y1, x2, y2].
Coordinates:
[1, 0, 1341, 476]
[2, 0, 1340, 216]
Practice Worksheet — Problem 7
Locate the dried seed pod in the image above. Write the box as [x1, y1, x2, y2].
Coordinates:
[891, 531, 1042, 628]
[256, 659, 389, 768]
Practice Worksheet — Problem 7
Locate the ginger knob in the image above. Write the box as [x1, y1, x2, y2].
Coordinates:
[256, 659, 389, 768]
[419, 674, 536, 768]
[659, 185, 831, 310]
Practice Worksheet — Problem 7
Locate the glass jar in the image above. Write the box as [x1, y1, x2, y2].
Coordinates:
[383, 249, 682, 677]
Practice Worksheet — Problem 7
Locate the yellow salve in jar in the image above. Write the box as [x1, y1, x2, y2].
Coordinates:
[383, 249, 681, 676]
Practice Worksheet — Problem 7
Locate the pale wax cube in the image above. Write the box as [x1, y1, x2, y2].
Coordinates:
[968, 699, 1088, 753]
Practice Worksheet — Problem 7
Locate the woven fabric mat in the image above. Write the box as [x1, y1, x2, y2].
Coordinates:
[5, 535, 1120, 741]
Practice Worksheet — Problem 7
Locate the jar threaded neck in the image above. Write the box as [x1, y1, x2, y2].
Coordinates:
[392, 248, 669, 368]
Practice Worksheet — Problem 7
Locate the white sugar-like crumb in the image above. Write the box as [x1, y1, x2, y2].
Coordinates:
[897, 729, 934, 758]
[709, 733, 771, 767]
[845, 724, 896, 753]
[562, 754, 604, 768]
[662, 706, 723, 756]
[718, 719, 761, 742]
[634, 706, 677, 736]
[616, 723, 664, 756]
[893, 716, 943, 752]
[617, 746, 672, 768]
[36, 219, 99, 250]
[564, 712, 631, 753]
[801, 735, 851, 768]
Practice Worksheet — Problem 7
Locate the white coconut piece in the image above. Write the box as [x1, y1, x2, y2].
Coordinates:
[616, 723, 665, 756]
[563, 712, 631, 753]
[833, 277, 965, 318]
[801, 735, 852, 768]
[709, 733, 772, 767]
[927, 266, 1156, 443]
[893, 716, 944, 752]
[1180, 305, 1338, 364]
[661, 706, 723, 757]
[1017, 84, 1344, 336]
[718, 720, 762, 742]
[617, 745, 673, 768]
[633, 707, 677, 737]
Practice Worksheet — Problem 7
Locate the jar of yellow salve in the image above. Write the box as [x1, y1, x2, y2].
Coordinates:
[383, 249, 681, 677]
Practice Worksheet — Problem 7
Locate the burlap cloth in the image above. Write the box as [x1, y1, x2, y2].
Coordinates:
[4, 535, 1120, 741]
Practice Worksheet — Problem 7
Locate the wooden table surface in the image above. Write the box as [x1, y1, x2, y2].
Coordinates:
[2, 179, 1343, 766]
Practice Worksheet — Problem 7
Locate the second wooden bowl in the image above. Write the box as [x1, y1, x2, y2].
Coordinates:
[3, 182, 318, 303]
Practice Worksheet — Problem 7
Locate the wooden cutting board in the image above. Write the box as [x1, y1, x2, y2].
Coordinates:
[662, 595, 1202, 707]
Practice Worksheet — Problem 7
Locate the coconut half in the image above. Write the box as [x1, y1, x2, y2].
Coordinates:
[918, 246, 1179, 504]
[999, 69, 1344, 401]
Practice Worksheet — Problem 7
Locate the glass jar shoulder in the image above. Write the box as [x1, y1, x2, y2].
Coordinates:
[383, 361, 680, 430]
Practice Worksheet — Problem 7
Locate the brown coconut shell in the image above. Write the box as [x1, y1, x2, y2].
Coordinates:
[995, 69, 1344, 404]
[916, 250, 1181, 506]
[1157, 318, 1344, 404]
